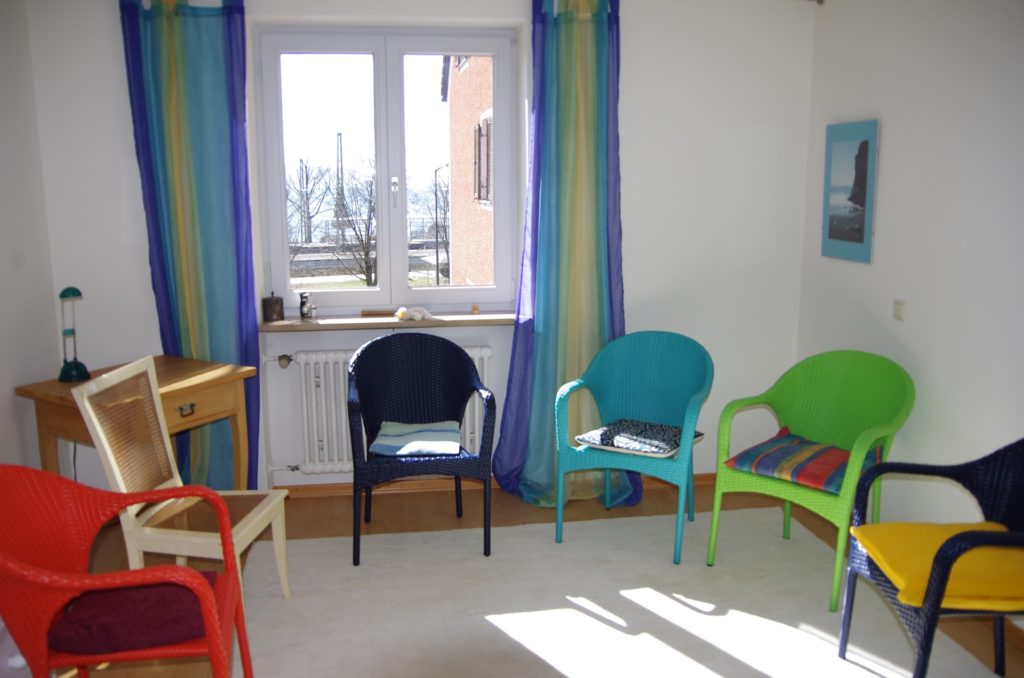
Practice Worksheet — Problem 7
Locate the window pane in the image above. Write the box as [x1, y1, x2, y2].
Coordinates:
[280, 54, 378, 291]
[403, 54, 494, 289]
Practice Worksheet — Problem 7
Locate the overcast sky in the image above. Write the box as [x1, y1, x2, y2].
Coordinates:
[279, 53, 450, 194]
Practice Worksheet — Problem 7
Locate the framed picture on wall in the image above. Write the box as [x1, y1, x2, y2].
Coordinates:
[821, 119, 878, 263]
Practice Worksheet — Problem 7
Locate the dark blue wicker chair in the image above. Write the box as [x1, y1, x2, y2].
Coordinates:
[839, 437, 1024, 677]
[347, 333, 496, 565]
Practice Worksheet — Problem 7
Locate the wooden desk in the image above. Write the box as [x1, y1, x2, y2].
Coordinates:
[15, 356, 257, 490]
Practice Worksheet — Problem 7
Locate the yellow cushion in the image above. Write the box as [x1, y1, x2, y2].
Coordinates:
[850, 521, 1024, 610]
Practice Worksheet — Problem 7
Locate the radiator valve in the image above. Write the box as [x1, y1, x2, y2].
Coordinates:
[277, 354, 294, 368]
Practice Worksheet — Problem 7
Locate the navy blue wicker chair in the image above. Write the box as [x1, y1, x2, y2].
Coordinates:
[347, 333, 496, 565]
[839, 437, 1024, 677]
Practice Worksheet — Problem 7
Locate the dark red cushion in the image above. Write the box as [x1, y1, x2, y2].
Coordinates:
[48, 571, 218, 655]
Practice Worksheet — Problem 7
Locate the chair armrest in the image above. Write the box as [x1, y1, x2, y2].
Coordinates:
[835, 424, 901, 499]
[475, 385, 497, 460]
[716, 393, 775, 466]
[920, 530, 1024, 617]
[555, 379, 588, 453]
[0, 556, 214, 595]
[348, 380, 367, 468]
[853, 461, 973, 526]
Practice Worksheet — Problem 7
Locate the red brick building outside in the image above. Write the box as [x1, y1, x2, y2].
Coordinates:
[447, 55, 494, 286]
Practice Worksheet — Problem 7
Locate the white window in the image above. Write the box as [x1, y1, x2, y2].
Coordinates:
[254, 27, 518, 313]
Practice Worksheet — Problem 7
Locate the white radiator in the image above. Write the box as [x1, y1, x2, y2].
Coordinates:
[292, 345, 492, 474]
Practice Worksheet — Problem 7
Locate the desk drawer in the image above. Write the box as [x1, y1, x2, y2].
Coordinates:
[163, 381, 237, 432]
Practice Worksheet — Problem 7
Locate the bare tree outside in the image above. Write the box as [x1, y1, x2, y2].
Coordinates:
[286, 159, 331, 247]
[432, 173, 451, 283]
[408, 172, 451, 285]
[324, 167, 377, 286]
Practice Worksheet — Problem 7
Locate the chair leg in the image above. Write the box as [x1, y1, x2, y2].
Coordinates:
[687, 464, 695, 522]
[706, 487, 724, 566]
[364, 486, 372, 523]
[175, 555, 187, 566]
[271, 509, 291, 598]
[483, 477, 491, 557]
[555, 467, 566, 543]
[829, 520, 850, 612]
[353, 487, 362, 566]
[235, 553, 245, 599]
[235, 597, 255, 678]
[870, 481, 883, 524]
[913, 627, 939, 678]
[673, 485, 686, 564]
[827, 522, 851, 614]
[838, 568, 859, 659]
[125, 538, 145, 569]
[455, 476, 463, 518]
[603, 470, 612, 510]
[994, 615, 1006, 676]
[782, 500, 792, 539]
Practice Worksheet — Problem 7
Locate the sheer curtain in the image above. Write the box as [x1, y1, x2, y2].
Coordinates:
[494, 0, 638, 507]
[120, 0, 259, 489]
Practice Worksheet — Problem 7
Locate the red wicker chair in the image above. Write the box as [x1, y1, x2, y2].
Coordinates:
[0, 464, 253, 678]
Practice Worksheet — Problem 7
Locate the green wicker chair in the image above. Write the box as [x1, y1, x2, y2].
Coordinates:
[706, 350, 915, 611]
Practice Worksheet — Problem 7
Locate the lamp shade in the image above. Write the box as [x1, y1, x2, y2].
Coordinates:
[58, 286, 89, 382]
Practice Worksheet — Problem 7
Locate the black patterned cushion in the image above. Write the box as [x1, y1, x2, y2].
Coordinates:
[575, 419, 703, 458]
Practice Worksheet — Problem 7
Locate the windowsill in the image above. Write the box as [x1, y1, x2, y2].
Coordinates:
[259, 311, 516, 333]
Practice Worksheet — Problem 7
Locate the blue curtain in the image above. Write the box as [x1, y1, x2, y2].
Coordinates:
[120, 0, 259, 489]
[493, 0, 637, 507]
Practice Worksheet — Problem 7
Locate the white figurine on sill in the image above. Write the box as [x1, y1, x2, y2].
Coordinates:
[394, 306, 432, 321]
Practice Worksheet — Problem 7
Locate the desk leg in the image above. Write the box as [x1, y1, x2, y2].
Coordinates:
[36, 406, 60, 475]
[230, 381, 249, 490]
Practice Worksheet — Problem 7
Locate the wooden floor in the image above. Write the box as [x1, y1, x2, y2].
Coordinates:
[81, 479, 1021, 677]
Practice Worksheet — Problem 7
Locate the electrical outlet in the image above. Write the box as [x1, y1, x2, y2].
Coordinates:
[893, 299, 906, 321]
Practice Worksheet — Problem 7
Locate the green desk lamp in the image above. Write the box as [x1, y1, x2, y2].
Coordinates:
[58, 286, 90, 383]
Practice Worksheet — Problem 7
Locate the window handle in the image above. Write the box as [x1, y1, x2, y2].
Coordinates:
[390, 176, 399, 208]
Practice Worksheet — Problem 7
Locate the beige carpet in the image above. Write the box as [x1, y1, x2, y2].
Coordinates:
[236, 508, 990, 677]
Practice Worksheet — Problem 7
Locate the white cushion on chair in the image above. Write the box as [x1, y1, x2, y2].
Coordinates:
[369, 421, 462, 456]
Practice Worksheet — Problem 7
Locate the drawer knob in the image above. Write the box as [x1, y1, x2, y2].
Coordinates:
[177, 402, 197, 417]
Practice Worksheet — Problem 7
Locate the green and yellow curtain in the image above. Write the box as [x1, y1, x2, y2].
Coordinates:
[120, 0, 259, 488]
[494, 0, 634, 506]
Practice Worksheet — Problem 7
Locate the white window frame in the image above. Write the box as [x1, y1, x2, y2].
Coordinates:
[253, 26, 518, 315]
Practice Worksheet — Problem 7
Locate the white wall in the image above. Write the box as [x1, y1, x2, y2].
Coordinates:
[799, 0, 1024, 521]
[0, 0, 58, 471]
[0, 3, 49, 673]
[24, 0, 163, 369]
[620, 0, 816, 470]
[15, 0, 162, 487]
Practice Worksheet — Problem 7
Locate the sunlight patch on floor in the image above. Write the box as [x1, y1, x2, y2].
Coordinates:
[623, 587, 908, 678]
[566, 595, 628, 627]
[486, 607, 723, 677]
[797, 621, 910, 676]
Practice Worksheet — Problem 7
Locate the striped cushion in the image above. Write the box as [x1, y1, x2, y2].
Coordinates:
[725, 427, 881, 494]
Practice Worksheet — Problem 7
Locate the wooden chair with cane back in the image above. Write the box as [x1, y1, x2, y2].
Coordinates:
[72, 355, 291, 598]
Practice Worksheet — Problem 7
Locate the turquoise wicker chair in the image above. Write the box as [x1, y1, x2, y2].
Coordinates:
[706, 350, 915, 611]
[555, 331, 714, 564]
